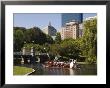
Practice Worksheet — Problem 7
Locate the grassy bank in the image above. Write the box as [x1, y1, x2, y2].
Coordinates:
[13, 66, 33, 75]
[77, 62, 96, 65]
[76, 62, 88, 64]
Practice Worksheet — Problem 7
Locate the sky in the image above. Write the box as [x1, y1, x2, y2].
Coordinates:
[83, 13, 97, 20]
[14, 13, 96, 30]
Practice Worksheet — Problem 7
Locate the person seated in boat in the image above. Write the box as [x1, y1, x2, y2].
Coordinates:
[60, 62, 64, 67]
[73, 59, 77, 69]
[73, 59, 77, 64]
[70, 59, 74, 69]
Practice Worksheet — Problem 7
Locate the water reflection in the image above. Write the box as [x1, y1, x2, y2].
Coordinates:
[14, 63, 97, 75]
[70, 69, 74, 75]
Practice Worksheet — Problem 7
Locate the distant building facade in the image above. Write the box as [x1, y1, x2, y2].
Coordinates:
[60, 20, 82, 40]
[62, 13, 83, 27]
[42, 22, 57, 37]
[59, 27, 65, 40]
[60, 20, 83, 40]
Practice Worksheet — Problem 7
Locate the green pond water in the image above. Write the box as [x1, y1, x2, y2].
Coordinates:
[14, 63, 97, 75]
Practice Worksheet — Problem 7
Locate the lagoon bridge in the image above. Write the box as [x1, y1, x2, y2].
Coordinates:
[14, 47, 49, 64]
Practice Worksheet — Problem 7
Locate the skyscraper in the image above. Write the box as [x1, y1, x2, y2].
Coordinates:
[62, 13, 83, 27]
[42, 22, 57, 38]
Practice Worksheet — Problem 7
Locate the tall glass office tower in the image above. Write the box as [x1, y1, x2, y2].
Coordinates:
[62, 13, 83, 27]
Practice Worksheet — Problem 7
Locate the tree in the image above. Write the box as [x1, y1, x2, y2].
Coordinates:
[49, 44, 61, 60]
[24, 27, 47, 44]
[49, 44, 60, 56]
[81, 18, 97, 63]
[59, 39, 81, 60]
[46, 35, 54, 44]
[24, 27, 53, 45]
[14, 29, 24, 51]
[24, 29, 32, 43]
[55, 32, 61, 44]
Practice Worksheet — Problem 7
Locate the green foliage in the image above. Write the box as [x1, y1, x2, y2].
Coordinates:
[59, 39, 81, 60]
[81, 18, 97, 63]
[58, 56, 68, 61]
[14, 18, 97, 64]
[55, 32, 61, 44]
[14, 27, 53, 51]
[23, 43, 46, 54]
[24, 27, 47, 44]
[49, 44, 61, 56]
[14, 29, 24, 51]
[46, 35, 54, 44]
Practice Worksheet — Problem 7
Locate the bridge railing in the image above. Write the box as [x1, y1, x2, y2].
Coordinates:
[14, 52, 31, 55]
[14, 52, 48, 56]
